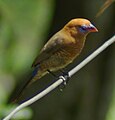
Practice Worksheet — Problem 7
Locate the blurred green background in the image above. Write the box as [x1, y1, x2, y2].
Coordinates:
[0, 0, 115, 120]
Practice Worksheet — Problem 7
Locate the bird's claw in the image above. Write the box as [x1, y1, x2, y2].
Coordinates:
[58, 73, 70, 91]
[59, 76, 67, 85]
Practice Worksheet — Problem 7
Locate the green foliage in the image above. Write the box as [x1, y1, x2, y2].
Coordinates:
[106, 90, 115, 120]
[0, 0, 54, 119]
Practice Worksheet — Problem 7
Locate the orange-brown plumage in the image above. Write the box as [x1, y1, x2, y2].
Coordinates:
[13, 18, 98, 102]
[32, 18, 98, 81]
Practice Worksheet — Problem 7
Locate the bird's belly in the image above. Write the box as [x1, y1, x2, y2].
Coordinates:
[40, 44, 83, 71]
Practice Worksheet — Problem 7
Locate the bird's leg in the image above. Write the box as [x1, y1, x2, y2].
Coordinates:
[59, 69, 70, 83]
[58, 75, 68, 92]
[58, 69, 70, 91]
[47, 69, 58, 78]
[47, 69, 70, 91]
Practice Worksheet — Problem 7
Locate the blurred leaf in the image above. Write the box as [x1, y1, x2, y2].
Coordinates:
[1, 105, 33, 119]
[106, 87, 115, 120]
[0, 0, 54, 74]
[0, 74, 15, 104]
[0, 0, 54, 119]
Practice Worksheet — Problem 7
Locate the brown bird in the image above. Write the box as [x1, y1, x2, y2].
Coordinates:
[13, 18, 98, 102]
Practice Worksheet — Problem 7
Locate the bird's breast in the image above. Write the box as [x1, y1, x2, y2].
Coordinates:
[60, 39, 85, 62]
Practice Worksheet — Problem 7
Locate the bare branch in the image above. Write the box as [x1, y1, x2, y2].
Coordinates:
[96, 0, 114, 17]
[3, 35, 115, 120]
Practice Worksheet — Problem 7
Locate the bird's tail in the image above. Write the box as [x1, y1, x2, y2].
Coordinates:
[11, 76, 35, 103]
[11, 66, 47, 103]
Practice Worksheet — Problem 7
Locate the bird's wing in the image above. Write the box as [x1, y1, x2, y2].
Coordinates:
[32, 34, 65, 67]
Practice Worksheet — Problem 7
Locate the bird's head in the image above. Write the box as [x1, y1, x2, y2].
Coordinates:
[64, 18, 98, 36]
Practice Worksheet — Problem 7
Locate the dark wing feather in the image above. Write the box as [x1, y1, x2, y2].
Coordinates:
[32, 35, 64, 67]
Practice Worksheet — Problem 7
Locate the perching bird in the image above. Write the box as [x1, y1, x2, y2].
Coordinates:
[13, 18, 98, 102]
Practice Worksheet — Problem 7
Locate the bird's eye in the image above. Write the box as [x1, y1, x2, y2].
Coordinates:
[78, 25, 87, 33]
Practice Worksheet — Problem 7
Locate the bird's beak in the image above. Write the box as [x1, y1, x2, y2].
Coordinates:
[88, 24, 98, 32]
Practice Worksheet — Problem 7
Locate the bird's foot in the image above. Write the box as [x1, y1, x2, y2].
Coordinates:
[59, 70, 70, 83]
[47, 69, 70, 91]
[58, 72, 70, 91]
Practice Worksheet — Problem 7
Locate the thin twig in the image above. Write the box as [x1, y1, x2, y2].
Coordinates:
[3, 35, 115, 120]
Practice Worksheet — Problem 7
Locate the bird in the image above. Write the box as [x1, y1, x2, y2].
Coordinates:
[13, 18, 98, 102]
